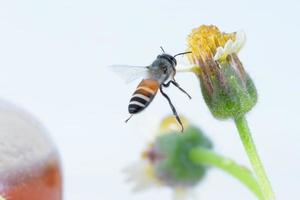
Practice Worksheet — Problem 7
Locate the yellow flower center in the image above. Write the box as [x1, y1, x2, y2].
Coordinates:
[187, 25, 236, 63]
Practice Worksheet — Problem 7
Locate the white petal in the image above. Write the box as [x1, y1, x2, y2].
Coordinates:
[123, 160, 160, 192]
[214, 47, 225, 60]
[132, 181, 157, 192]
[235, 30, 246, 52]
[214, 30, 247, 61]
[173, 188, 198, 200]
[176, 65, 196, 73]
[224, 39, 234, 53]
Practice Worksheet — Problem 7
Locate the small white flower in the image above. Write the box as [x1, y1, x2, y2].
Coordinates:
[124, 160, 199, 200]
[173, 187, 198, 200]
[214, 31, 246, 61]
[124, 159, 160, 192]
[124, 116, 202, 200]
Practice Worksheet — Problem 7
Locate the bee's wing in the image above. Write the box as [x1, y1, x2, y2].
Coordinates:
[109, 65, 149, 84]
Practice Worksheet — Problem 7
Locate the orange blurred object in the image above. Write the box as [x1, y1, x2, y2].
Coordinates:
[0, 101, 63, 200]
[0, 156, 62, 200]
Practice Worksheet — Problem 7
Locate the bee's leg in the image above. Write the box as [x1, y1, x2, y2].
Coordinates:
[163, 80, 192, 99]
[172, 80, 192, 99]
[125, 114, 133, 123]
[162, 81, 171, 87]
[160, 86, 184, 132]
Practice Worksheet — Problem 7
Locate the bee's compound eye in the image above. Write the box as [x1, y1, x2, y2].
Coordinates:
[163, 66, 167, 74]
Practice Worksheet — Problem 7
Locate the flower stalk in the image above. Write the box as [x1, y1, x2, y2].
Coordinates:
[185, 25, 276, 199]
[189, 147, 263, 199]
[234, 116, 275, 200]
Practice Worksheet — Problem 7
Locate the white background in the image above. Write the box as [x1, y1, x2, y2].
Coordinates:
[0, 0, 299, 199]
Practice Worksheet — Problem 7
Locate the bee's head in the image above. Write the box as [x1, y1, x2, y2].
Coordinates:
[157, 53, 177, 66]
[157, 47, 192, 67]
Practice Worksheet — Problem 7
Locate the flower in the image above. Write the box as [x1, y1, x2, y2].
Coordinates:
[187, 25, 257, 119]
[123, 159, 160, 192]
[124, 116, 212, 200]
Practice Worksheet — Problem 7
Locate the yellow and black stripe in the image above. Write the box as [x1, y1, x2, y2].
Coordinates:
[128, 79, 159, 114]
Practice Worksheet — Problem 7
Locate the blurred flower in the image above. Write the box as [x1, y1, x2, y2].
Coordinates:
[158, 115, 189, 134]
[187, 25, 257, 119]
[124, 159, 160, 192]
[124, 116, 212, 199]
[0, 196, 5, 200]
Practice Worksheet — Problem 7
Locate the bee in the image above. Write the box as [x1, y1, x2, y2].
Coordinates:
[111, 47, 191, 132]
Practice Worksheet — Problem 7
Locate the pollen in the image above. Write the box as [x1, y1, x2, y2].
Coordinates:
[187, 25, 236, 63]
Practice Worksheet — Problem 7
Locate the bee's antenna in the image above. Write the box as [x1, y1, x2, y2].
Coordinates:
[174, 51, 192, 58]
[160, 46, 165, 53]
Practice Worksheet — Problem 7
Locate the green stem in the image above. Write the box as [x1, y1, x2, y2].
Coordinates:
[234, 115, 275, 200]
[189, 147, 263, 199]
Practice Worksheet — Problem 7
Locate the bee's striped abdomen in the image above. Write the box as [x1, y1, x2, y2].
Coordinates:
[128, 79, 159, 114]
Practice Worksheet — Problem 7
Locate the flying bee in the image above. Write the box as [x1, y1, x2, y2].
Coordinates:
[111, 47, 191, 132]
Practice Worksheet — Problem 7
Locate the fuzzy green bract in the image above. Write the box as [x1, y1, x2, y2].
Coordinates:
[200, 61, 257, 119]
[153, 126, 212, 187]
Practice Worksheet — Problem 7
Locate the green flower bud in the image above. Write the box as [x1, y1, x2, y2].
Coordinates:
[144, 118, 213, 187]
[187, 25, 257, 119]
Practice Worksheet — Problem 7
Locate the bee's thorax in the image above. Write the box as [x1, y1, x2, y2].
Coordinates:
[147, 54, 176, 84]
